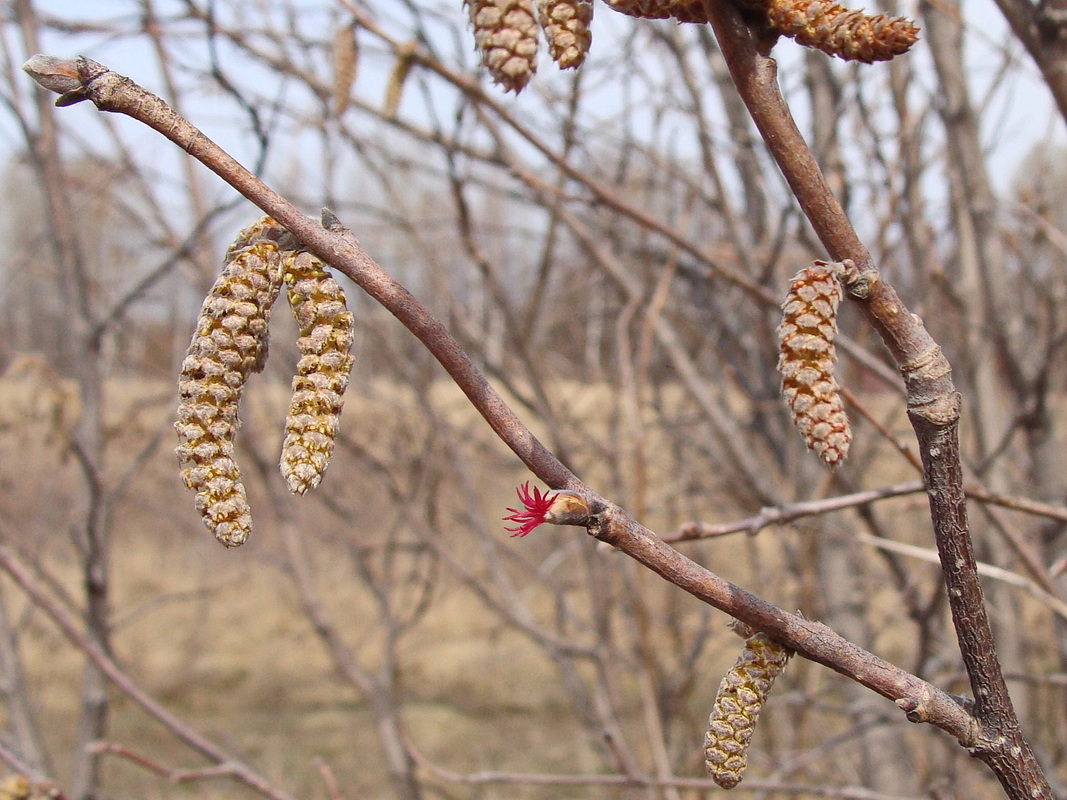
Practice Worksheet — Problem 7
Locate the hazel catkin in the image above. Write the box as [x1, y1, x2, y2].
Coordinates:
[466, 0, 540, 92]
[704, 630, 793, 789]
[777, 261, 851, 467]
[176, 221, 286, 546]
[761, 0, 918, 63]
[279, 251, 355, 495]
[536, 0, 593, 68]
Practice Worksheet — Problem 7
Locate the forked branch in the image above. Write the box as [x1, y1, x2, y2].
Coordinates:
[20, 51, 1049, 798]
[698, 1, 1051, 796]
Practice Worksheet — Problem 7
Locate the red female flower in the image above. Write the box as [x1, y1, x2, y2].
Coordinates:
[503, 482, 555, 537]
[503, 482, 590, 537]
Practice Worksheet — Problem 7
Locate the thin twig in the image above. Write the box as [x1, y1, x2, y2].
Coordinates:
[667, 481, 927, 541]
[0, 545, 298, 800]
[21, 51, 989, 768]
[404, 731, 924, 800]
[695, 2, 1052, 795]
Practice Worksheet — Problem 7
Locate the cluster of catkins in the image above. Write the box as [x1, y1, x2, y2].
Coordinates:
[704, 623, 793, 789]
[175, 217, 355, 547]
[465, 0, 593, 92]
[697, 261, 850, 786]
[465, 0, 917, 94]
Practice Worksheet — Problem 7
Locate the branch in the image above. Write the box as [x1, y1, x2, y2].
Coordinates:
[21, 51, 1023, 787]
[403, 731, 926, 799]
[0, 545, 298, 800]
[695, 3, 1052, 797]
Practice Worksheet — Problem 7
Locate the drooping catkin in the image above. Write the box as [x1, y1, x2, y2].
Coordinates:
[176, 220, 286, 546]
[0, 774, 30, 800]
[331, 22, 359, 116]
[280, 251, 355, 495]
[382, 42, 416, 118]
[704, 630, 793, 789]
[760, 0, 918, 62]
[600, 0, 708, 23]
[777, 262, 851, 467]
[466, 0, 540, 93]
[536, 0, 593, 68]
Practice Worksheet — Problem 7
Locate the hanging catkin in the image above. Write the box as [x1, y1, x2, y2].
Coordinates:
[536, 0, 593, 68]
[175, 220, 286, 546]
[776, 262, 851, 467]
[279, 252, 355, 495]
[704, 629, 793, 789]
[600, 0, 917, 63]
[331, 22, 359, 116]
[600, 0, 708, 23]
[761, 0, 918, 63]
[466, 0, 540, 92]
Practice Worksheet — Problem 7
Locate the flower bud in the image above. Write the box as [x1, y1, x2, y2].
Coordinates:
[762, 0, 918, 63]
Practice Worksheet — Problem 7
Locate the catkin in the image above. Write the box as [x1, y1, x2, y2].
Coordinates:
[777, 262, 851, 467]
[331, 22, 359, 116]
[466, 0, 540, 93]
[536, 0, 593, 68]
[0, 775, 30, 800]
[704, 631, 792, 789]
[600, 0, 917, 61]
[280, 252, 355, 495]
[759, 0, 918, 62]
[600, 0, 708, 23]
[176, 221, 285, 546]
[383, 42, 416, 118]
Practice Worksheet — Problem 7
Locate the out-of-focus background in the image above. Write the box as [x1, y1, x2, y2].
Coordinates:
[1, 1, 1066, 798]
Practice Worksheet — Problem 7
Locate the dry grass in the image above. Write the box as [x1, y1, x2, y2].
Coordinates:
[0, 373, 1052, 799]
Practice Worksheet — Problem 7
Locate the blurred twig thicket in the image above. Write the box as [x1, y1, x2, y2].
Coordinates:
[1, 0, 1067, 798]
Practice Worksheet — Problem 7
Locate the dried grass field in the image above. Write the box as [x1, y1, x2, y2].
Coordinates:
[0, 370, 1055, 798]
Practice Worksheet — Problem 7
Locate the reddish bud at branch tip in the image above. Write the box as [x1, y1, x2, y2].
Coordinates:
[503, 482, 590, 537]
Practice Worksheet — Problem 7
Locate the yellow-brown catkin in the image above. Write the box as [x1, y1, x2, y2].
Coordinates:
[0, 774, 30, 800]
[762, 0, 918, 62]
[331, 22, 359, 116]
[704, 631, 792, 789]
[536, 0, 593, 68]
[466, 0, 540, 92]
[777, 262, 851, 467]
[600, 0, 708, 23]
[280, 252, 355, 495]
[382, 41, 416, 118]
[176, 221, 285, 546]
